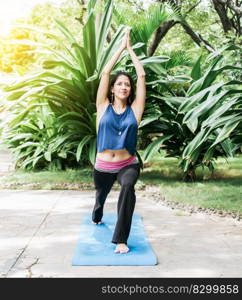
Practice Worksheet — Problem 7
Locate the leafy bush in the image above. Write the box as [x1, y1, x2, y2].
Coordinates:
[1, 0, 122, 170]
[141, 45, 242, 181]
[0, 0, 174, 171]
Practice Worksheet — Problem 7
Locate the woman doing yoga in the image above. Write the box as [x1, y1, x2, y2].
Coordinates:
[92, 28, 146, 254]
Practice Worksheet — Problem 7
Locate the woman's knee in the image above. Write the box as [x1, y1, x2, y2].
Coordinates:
[119, 169, 140, 186]
[120, 181, 136, 189]
[120, 173, 139, 188]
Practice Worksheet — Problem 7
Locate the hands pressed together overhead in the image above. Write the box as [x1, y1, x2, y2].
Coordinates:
[101, 26, 142, 75]
[119, 26, 146, 77]
[120, 27, 132, 51]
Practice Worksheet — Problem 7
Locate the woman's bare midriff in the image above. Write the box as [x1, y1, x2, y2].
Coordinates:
[96, 100, 138, 162]
[96, 149, 133, 162]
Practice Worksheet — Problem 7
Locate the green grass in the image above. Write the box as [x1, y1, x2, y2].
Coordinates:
[140, 153, 242, 213]
[0, 168, 93, 185]
[158, 182, 242, 212]
[0, 151, 242, 213]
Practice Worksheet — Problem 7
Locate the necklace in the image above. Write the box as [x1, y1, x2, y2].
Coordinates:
[112, 104, 127, 115]
[111, 104, 127, 136]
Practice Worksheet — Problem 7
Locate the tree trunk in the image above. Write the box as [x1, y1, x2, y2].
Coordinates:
[148, 19, 214, 56]
[211, 0, 241, 36]
[149, 0, 215, 55]
[148, 20, 178, 56]
[212, 0, 234, 33]
[181, 23, 214, 52]
[183, 167, 197, 182]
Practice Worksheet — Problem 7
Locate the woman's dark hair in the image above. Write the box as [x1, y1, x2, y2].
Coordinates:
[108, 71, 135, 105]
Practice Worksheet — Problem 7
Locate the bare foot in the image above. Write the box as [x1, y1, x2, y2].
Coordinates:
[92, 221, 102, 225]
[114, 243, 129, 253]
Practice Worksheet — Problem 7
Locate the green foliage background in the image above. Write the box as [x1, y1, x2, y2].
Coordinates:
[0, 0, 241, 181]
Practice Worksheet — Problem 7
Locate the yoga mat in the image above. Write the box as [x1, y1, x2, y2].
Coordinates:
[72, 213, 157, 266]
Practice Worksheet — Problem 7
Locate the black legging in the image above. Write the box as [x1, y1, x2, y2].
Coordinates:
[92, 163, 140, 244]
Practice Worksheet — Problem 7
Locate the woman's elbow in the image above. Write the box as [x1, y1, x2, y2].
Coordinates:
[138, 73, 146, 78]
[101, 70, 110, 76]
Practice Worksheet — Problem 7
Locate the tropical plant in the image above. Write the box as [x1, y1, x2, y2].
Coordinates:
[1, 105, 83, 170]
[1, 0, 125, 170]
[141, 45, 242, 181]
[1, 0, 175, 170]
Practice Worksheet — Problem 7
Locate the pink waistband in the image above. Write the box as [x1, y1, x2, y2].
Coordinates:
[95, 156, 137, 170]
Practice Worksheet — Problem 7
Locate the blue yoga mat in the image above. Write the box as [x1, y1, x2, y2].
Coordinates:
[72, 213, 157, 266]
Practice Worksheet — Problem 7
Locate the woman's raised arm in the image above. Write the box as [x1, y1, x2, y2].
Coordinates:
[96, 30, 128, 108]
[126, 29, 146, 116]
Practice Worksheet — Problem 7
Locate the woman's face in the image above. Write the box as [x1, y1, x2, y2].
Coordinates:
[111, 75, 131, 101]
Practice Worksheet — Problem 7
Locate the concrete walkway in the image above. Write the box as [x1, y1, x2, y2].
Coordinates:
[0, 146, 241, 278]
[0, 189, 241, 278]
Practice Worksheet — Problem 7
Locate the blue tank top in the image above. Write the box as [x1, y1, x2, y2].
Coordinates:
[97, 103, 138, 155]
